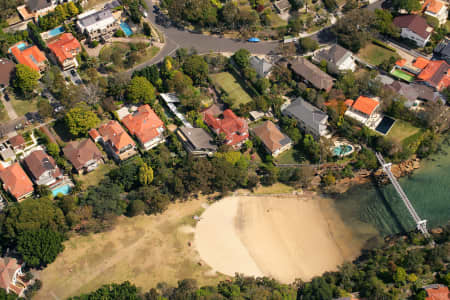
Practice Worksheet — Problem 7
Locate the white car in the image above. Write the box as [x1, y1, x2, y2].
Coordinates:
[143, 11, 148, 18]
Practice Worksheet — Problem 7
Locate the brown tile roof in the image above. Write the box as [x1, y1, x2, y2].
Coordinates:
[121, 105, 164, 145]
[0, 59, 15, 88]
[98, 120, 135, 153]
[8, 135, 25, 148]
[23, 149, 61, 181]
[0, 163, 33, 200]
[0, 257, 21, 290]
[252, 121, 291, 153]
[290, 58, 334, 91]
[63, 139, 103, 171]
[393, 15, 433, 39]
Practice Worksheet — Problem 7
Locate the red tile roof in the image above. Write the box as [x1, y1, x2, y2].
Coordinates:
[10, 42, 46, 72]
[396, 59, 407, 67]
[204, 109, 249, 146]
[121, 105, 164, 145]
[47, 33, 81, 66]
[350, 96, 379, 115]
[413, 57, 430, 69]
[422, 0, 445, 14]
[425, 285, 449, 300]
[393, 15, 433, 39]
[89, 128, 100, 140]
[98, 120, 135, 153]
[417, 60, 450, 91]
[0, 163, 33, 200]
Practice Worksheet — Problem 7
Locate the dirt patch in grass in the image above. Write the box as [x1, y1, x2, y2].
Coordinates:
[210, 72, 253, 109]
[35, 199, 228, 300]
[251, 183, 295, 194]
[387, 120, 421, 145]
[357, 43, 398, 66]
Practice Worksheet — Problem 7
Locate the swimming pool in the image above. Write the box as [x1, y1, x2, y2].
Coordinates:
[48, 26, 65, 37]
[333, 145, 353, 156]
[375, 116, 395, 135]
[16, 42, 27, 51]
[120, 22, 133, 36]
[52, 184, 71, 197]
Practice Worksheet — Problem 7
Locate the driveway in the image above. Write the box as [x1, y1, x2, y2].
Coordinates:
[0, 92, 18, 120]
[63, 69, 83, 85]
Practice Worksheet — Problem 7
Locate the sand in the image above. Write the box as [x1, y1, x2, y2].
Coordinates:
[195, 194, 364, 283]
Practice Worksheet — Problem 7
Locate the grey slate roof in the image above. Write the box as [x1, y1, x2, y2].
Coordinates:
[27, 0, 53, 12]
[283, 98, 328, 134]
[78, 9, 114, 27]
[104, 0, 121, 9]
[250, 56, 273, 77]
[315, 44, 352, 66]
[178, 127, 217, 152]
[290, 58, 334, 91]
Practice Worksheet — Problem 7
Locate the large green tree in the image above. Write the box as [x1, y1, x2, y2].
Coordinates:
[68, 281, 140, 300]
[17, 229, 64, 268]
[64, 103, 100, 137]
[232, 49, 251, 69]
[182, 55, 209, 85]
[126, 76, 156, 104]
[13, 64, 40, 96]
[392, 0, 421, 13]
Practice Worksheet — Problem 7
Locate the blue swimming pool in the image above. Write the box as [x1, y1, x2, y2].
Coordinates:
[333, 145, 353, 156]
[375, 116, 395, 135]
[52, 184, 71, 197]
[16, 42, 27, 50]
[120, 22, 133, 36]
[48, 26, 65, 37]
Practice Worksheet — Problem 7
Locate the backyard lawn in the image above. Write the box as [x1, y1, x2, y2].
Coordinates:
[275, 148, 305, 165]
[10, 96, 38, 117]
[0, 102, 9, 122]
[210, 72, 253, 109]
[358, 43, 399, 66]
[387, 120, 421, 144]
[76, 163, 117, 189]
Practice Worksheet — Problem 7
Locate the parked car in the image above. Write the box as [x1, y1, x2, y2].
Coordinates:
[70, 69, 76, 76]
[3, 93, 9, 101]
[248, 37, 260, 43]
[143, 11, 148, 18]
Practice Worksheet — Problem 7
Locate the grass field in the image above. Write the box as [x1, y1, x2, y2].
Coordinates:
[0, 102, 9, 122]
[210, 72, 253, 109]
[10, 96, 38, 117]
[251, 183, 294, 195]
[358, 43, 398, 66]
[391, 69, 415, 82]
[275, 148, 304, 165]
[76, 163, 117, 189]
[387, 120, 421, 144]
[35, 199, 228, 299]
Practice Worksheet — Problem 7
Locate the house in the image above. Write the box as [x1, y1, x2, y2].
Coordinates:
[0, 59, 15, 90]
[0, 148, 15, 161]
[0, 257, 26, 296]
[47, 33, 81, 70]
[252, 121, 292, 157]
[387, 81, 438, 106]
[17, 0, 74, 20]
[91, 120, 136, 161]
[121, 104, 165, 150]
[282, 97, 329, 138]
[274, 0, 291, 13]
[422, 0, 448, 25]
[9, 42, 47, 73]
[8, 135, 26, 151]
[393, 15, 433, 47]
[290, 58, 334, 92]
[344, 96, 380, 124]
[422, 284, 449, 300]
[63, 139, 103, 174]
[417, 60, 450, 91]
[203, 108, 249, 148]
[77, 9, 119, 41]
[23, 150, 62, 186]
[433, 40, 450, 64]
[313, 44, 357, 74]
[250, 56, 273, 78]
[0, 163, 34, 201]
[177, 126, 217, 156]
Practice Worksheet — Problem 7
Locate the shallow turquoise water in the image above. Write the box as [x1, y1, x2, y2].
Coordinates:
[52, 184, 71, 197]
[332, 141, 450, 237]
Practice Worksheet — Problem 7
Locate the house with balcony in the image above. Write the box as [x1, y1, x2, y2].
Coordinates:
[251, 121, 292, 157]
[282, 97, 329, 138]
[0, 257, 27, 296]
[77, 9, 119, 41]
[121, 104, 165, 150]
[0, 163, 34, 201]
[63, 139, 103, 174]
[17, 0, 74, 21]
[23, 149, 62, 186]
[9, 42, 47, 73]
[393, 15, 433, 47]
[90, 120, 136, 161]
[47, 33, 81, 70]
[203, 106, 249, 148]
[422, 0, 448, 25]
[344, 96, 380, 125]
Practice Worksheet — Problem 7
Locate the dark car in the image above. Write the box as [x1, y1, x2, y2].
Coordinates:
[3, 93, 9, 101]
[70, 69, 76, 76]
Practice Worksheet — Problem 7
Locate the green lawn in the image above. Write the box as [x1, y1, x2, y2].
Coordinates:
[210, 72, 253, 109]
[10, 96, 38, 117]
[0, 102, 9, 122]
[391, 69, 415, 82]
[358, 43, 398, 66]
[76, 163, 117, 189]
[387, 120, 421, 145]
[275, 148, 305, 164]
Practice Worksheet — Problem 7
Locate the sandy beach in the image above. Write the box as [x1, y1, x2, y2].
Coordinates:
[195, 193, 364, 283]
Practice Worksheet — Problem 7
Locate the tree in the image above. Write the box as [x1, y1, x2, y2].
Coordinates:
[37, 98, 53, 119]
[127, 76, 156, 104]
[81, 179, 126, 218]
[13, 64, 40, 96]
[299, 37, 318, 53]
[68, 281, 140, 300]
[143, 22, 152, 36]
[17, 229, 64, 268]
[127, 200, 146, 217]
[64, 103, 100, 137]
[232, 49, 251, 69]
[393, 267, 407, 284]
[138, 163, 154, 185]
[182, 55, 209, 85]
[375, 9, 400, 38]
[46, 143, 60, 158]
[114, 29, 126, 37]
[392, 0, 421, 13]
[67, 1, 79, 16]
